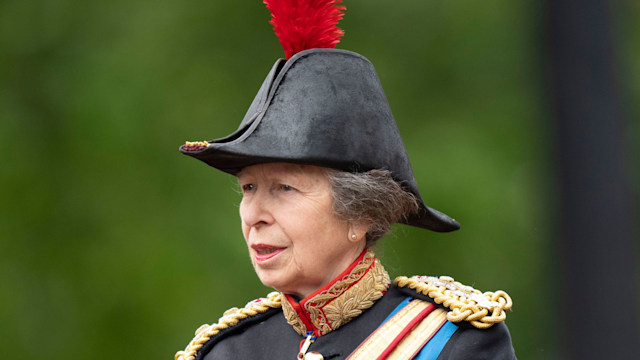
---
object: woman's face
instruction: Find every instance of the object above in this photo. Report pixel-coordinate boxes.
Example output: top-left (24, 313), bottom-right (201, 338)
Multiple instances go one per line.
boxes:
top-left (238, 163), bottom-right (366, 298)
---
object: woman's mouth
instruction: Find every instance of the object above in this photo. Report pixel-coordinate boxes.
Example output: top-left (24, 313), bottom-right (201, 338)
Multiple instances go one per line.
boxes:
top-left (252, 244), bottom-right (286, 262)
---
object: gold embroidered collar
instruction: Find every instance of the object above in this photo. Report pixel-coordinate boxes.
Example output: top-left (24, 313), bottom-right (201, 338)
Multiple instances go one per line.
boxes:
top-left (281, 250), bottom-right (390, 337)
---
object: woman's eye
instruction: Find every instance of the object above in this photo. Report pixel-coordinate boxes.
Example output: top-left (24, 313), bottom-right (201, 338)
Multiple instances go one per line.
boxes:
top-left (241, 184), bottom-right (255, 192)
top-left (280, 184), bottom-right (293, 191)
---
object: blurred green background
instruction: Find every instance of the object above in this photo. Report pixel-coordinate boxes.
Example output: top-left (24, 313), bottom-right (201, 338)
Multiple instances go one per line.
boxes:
top-left (1, 0), bottom-right (638, 359)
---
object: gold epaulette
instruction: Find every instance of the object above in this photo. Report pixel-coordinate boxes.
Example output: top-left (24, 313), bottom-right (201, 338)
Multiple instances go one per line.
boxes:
top-left (394, 275), bottom-right (513, 329)
top-left (175, 292), bottom-right (282, 360)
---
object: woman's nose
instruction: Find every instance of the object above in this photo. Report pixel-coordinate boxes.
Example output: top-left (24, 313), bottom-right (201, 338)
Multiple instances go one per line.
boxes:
top-left (240, 191), bottom-right (275, 228)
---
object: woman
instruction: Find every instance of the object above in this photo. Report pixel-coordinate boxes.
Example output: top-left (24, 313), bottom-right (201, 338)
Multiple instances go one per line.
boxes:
top-left (175, 2), bottom-right (515, 359)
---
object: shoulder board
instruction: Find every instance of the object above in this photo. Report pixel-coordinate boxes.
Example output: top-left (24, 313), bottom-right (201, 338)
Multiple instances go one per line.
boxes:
top-left (175, 292), bottom-right (282, 360)
top-left (394, 275), bottom-right (513, 329)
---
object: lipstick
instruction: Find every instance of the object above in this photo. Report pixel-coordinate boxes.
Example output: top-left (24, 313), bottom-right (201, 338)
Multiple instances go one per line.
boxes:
top-left (252, 244), bottom-right (286, 262)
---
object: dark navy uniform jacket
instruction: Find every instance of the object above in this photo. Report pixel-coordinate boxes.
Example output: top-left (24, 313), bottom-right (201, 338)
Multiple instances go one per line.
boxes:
top-left (192, 285), bottom-right (516, 360)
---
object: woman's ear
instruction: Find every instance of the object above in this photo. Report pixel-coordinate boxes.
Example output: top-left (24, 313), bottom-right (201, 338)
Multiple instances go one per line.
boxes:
top-left (348, 222), bottom-right (370, 243)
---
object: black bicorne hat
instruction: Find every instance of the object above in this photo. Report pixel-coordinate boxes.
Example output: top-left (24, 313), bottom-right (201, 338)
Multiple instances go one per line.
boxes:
top-left (180, 48), bottom-right (460, 232)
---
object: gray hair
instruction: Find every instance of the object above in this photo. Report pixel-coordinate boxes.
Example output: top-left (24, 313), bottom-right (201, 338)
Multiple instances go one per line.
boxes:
top-left (326, 169), bottom-right (420, 248)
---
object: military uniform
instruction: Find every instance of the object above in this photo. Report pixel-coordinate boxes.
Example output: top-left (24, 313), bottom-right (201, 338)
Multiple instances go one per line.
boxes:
top-left (177, 2), bottom-right (516, 359)
top-left (176, 252), bottom-right (515, 360)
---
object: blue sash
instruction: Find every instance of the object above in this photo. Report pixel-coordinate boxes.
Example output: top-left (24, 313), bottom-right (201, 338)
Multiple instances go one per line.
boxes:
top-left (383, 297), bottom-right (459, 360)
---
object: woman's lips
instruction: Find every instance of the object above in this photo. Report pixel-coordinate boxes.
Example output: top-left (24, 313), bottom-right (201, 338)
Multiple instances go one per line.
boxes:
top-left (252, 244), bottom-right (286, 262)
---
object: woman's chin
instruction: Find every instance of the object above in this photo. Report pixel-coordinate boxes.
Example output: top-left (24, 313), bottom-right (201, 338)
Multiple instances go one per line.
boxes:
top-left (256, 272), bottom-right (292, 293)
top-left (257, 272), bottom-right (322, 298)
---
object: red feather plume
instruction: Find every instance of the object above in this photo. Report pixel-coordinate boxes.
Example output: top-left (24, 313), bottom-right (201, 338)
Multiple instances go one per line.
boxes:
top-left (263, 0), bottom-right (346, 59)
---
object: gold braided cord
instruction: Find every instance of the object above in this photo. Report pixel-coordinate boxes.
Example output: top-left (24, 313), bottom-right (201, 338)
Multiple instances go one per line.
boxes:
top-left (174, 292), bottom-right (282, 360)
top-left (393, 275), bottom-right (513, 329)
top-left (183, 141), bottom-right (209, 147)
